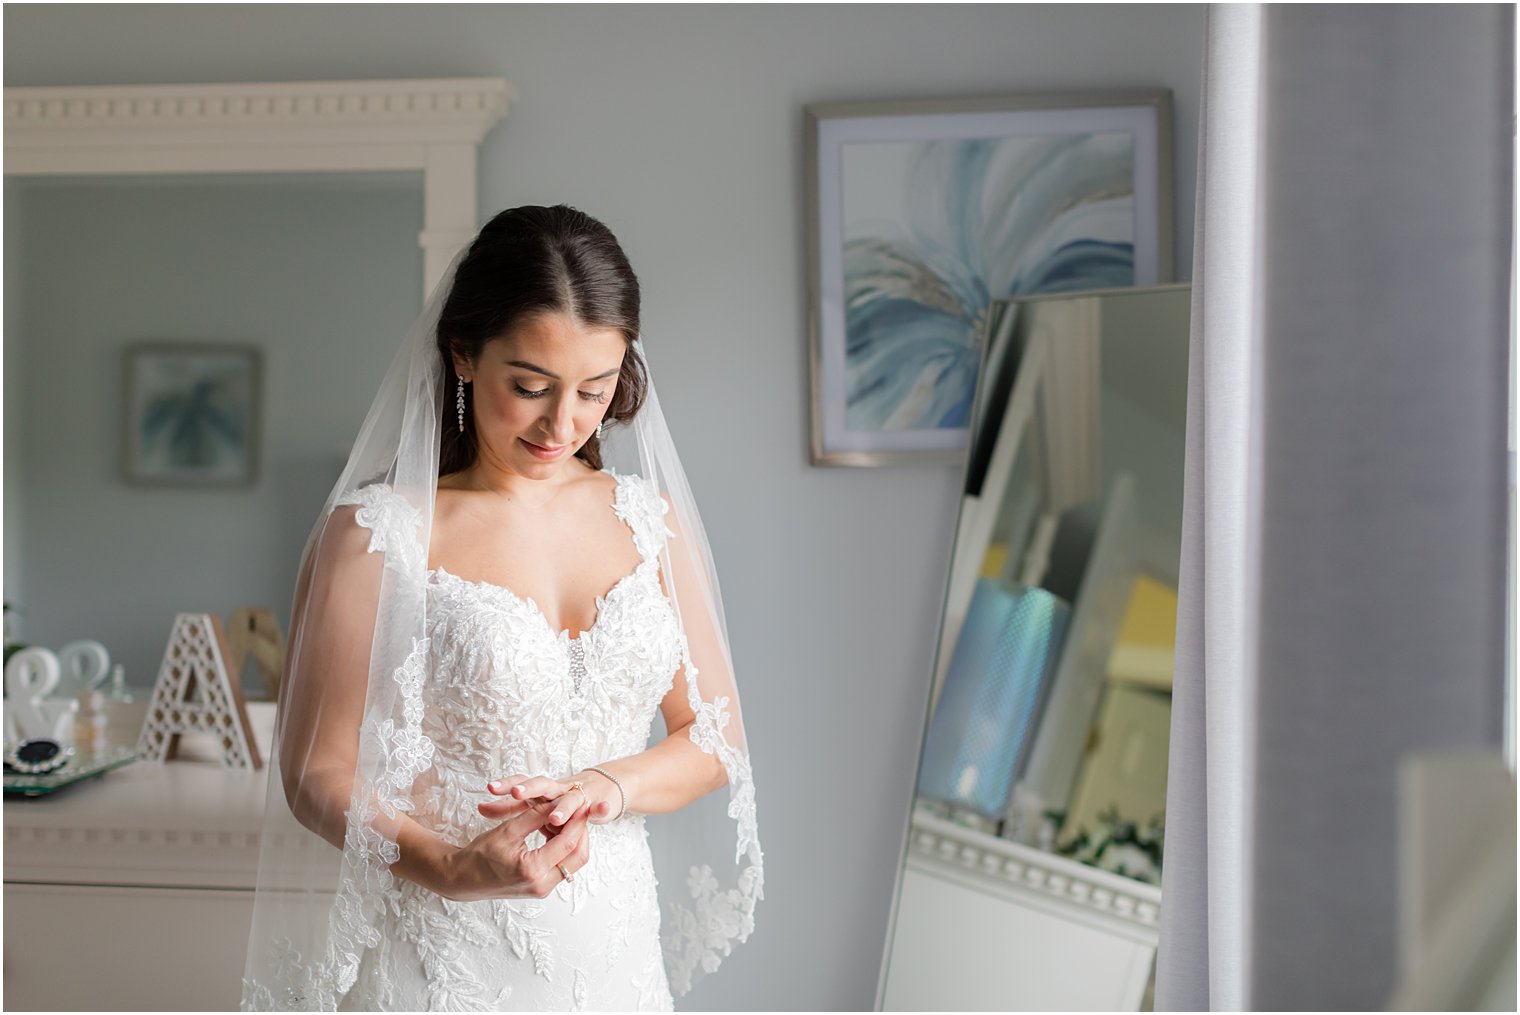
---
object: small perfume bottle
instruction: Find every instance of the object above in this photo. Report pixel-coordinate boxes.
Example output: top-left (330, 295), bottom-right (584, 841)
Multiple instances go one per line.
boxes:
top-left (107, 664), bottom-right (133, 703)
top-left (88, 690), bottom-right (108, 753)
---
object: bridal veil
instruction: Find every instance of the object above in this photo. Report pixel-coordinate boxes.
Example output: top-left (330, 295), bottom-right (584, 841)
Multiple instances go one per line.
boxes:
top-left (240, 214), bottom-right (763, 1010)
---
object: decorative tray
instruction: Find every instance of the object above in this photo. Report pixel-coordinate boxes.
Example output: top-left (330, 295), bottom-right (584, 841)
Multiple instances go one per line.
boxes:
top-left (3, 745), bottom-right (139, 797)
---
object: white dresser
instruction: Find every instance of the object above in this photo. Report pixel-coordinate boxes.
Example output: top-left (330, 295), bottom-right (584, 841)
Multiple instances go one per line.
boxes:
top-left (4, 704), bottom-right (275, 1011)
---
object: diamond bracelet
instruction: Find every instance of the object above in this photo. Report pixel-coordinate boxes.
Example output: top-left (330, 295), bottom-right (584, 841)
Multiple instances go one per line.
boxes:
top-left (581, 764), bottom-right (627, 820)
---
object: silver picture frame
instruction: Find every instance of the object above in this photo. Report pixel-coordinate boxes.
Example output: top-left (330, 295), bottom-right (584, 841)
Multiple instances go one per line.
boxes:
top-left (805, 90), bottom-right (1175, 467)
top-left (122, 341), bottom-right (262, 487)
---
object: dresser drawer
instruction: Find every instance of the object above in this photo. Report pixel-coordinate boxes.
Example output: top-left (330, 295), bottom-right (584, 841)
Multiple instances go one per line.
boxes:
top-left (4, 883), bottom-right (253, 1010)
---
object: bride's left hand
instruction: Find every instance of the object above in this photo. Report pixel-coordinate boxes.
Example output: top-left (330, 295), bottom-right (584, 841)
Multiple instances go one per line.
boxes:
top-left (479, 774), bottom-right (616, 830)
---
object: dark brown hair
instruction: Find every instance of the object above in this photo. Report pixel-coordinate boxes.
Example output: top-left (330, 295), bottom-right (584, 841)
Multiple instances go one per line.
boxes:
top-left (436, 204), bottom-right (645, 475)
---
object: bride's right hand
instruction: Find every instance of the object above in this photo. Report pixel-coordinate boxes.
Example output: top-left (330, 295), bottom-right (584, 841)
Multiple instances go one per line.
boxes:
top-left (439, 796), bottom-right (590, 902)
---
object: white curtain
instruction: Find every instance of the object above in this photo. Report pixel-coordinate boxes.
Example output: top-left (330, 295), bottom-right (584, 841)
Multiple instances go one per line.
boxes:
top-left (1156, 5), bottom-right (1513, 1010)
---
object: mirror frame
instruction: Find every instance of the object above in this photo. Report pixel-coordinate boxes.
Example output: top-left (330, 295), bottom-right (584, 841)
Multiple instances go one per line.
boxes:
top-left (3, 77), bottom-right (515, 291)
top-left (876, 282), bottom-right (1191, 1011)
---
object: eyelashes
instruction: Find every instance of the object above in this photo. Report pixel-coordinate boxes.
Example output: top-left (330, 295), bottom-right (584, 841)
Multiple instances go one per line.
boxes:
top-left (513, 384), bottom-right (609, 404)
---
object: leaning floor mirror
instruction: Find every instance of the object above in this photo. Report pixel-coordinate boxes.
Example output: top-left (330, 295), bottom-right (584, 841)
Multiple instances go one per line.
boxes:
top-left (878, 284), bottom-right (1191, 1012)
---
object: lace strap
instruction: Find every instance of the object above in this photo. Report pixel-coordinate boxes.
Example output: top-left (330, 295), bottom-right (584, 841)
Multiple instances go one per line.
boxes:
top-left (609, 468), bottom-right (675, 564)
top-left (332, 482), bottom-right (426, 573)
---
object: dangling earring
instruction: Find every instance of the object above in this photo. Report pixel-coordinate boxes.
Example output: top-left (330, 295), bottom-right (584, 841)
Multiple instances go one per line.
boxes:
top-left (457, 375), bottom-right (467, 433)
top-left (595, 419), bottom-right (604, 440)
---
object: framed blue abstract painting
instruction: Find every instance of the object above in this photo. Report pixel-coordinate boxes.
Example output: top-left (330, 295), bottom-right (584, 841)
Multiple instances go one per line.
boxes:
top-left (805, 90), bottom-right (1174, 465)
top-left (123, 341), bottom-right (262, 486)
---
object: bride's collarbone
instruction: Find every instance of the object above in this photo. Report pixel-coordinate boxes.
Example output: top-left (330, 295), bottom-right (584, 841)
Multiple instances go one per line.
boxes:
top-left (427, 482), bottom-right (643, 625)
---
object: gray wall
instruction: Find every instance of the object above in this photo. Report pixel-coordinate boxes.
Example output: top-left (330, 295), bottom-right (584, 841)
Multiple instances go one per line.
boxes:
top-left (3, 5), bottom-right (1205, 1009)
top-left (5, 177), bottom-right (25, 615)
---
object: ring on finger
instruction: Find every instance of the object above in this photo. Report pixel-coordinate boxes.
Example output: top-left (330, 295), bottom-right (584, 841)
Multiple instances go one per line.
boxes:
top-left (556, 861), bottom-right (575, 883)
top-left (552, 781), bottom-right (587, 823)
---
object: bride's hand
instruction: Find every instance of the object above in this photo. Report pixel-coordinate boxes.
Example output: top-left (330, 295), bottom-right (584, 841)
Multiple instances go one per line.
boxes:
top-left (480, 773), bottom-right (616, 829)
top-left (441, 797), bottom-right (590, 902)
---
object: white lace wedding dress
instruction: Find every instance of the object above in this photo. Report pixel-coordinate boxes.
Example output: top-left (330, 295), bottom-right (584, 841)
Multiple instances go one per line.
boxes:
top-left (330, 466), bottom-right (683, 1011)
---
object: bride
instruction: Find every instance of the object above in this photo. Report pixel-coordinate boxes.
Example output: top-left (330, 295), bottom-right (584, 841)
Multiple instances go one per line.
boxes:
top-left (241, 205), bottom-right (764, 1011)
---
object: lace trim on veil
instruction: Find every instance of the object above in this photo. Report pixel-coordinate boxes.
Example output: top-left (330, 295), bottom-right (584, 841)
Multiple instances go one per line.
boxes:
top-left (244, 484), bottom-right (436, 1011)
top-left (637, 480), bottom-right (765, 995)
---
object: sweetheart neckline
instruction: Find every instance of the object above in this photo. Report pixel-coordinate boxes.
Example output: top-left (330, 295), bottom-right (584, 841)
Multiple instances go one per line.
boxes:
top-left (426, 465), bottom-right (648, 643)
top-left (426, 557), bottom-right (656, 643)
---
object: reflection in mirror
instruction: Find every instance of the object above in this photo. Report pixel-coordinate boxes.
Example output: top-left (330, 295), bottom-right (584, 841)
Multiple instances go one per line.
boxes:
top-left (3, 170), bottom-right (423, 704)
top-left (880, 285), bottom-right (1191, 1012)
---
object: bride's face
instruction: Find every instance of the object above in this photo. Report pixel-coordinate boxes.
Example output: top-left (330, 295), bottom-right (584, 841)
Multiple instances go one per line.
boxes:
top-left (457, 311), bottom-right (626, 474)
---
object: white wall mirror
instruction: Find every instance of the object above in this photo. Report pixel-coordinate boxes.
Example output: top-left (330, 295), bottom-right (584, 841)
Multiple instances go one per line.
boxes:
top-left (877, 284), bottom-right (1191, 1012)
top-left (3, 79), bottom-right (511, 698)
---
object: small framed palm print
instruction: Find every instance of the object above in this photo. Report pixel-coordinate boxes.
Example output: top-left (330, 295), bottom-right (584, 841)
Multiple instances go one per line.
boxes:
top-left (123, 342), bottom-right (262, 486)
top-left (805, 90), bottom-right (1174, 466)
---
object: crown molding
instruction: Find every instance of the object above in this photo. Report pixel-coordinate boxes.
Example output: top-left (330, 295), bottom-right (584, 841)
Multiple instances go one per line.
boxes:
top-left (906, 810), bottom-right (1162, 936)
top-left (4, 78), bottom-right (515, 158)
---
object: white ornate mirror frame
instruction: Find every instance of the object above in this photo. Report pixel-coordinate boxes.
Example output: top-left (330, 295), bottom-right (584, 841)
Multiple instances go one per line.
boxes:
top-left (3, 77), bottom-right (516, 290)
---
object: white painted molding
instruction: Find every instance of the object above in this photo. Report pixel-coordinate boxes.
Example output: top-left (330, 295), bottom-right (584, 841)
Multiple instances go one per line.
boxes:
top-left (4, 821), bottom-right (265, 889)
top-left (0, 756), bottom-right (335, 890)
top-left (3, 77), bottom-right (516, 291)
top-left (906, 810), bottom-right (1162, 937)
top-left (3, 78), bottom-right (513, 141)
